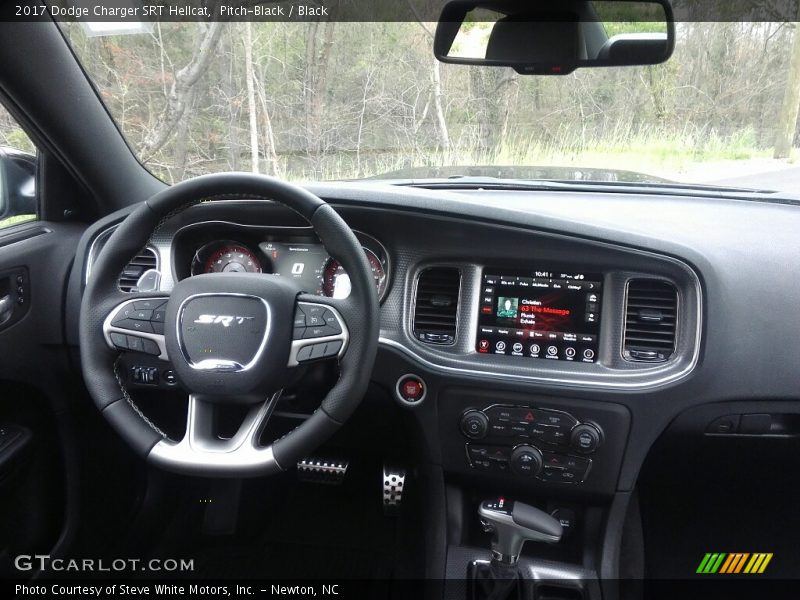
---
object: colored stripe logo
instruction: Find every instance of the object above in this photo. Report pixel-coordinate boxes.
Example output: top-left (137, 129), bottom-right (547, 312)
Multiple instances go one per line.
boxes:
top-left (696, 553), bottom-right (772, 574)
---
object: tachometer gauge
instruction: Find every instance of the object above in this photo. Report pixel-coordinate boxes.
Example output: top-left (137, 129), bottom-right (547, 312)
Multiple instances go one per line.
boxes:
top-left (201, 243), bottom-right (262, 274)
top-left (321, 247), bottom-right (386, 299)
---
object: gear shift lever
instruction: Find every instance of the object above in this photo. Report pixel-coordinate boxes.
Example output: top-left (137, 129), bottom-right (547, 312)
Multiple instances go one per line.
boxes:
top-left (479, 497), bottom-right (563, 566)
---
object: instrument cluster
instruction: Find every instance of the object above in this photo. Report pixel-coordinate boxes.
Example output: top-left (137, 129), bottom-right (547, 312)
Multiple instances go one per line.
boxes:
top-left (182, 228), bottom-right (389, 301)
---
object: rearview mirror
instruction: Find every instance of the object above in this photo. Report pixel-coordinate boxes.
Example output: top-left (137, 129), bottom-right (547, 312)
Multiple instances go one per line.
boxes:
top-left (434, 0), bottom-right (675, 75)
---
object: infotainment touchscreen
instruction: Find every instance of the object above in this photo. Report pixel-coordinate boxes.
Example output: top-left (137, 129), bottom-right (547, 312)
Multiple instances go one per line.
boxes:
top-left (476, 269), bottom-right (602, 363)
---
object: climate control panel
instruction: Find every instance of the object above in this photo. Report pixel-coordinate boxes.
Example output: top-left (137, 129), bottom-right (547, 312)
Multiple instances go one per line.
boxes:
top-left (459, 405), bottom-right (603, 484)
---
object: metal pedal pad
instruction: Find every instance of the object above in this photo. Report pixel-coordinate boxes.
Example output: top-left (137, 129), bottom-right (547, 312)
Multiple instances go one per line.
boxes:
top-left (382, 464), bottom-right (407, 515)
top-left (297, 457), bottom-right (348, 485)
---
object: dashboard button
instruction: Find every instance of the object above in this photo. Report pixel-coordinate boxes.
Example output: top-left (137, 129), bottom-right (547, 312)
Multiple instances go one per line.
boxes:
top-left (540, 466), bottom-right (561, 482)
top-left (546, 345), bottom-right (558, 357)
top-left (536, 410), bottom-right (578, 428)
top-left (460, 410), bottom-right (489, 440)
top-left (488, 422), bottom-right (511, 436)
top-left (540, 427), bottom-right (569, 445)
top-left (509, 445), bottom-right (543, 477)
top-left (508, 423), bottom-right (529, 437)
top-left (529, 343), bottom-right (541, 356)
top-left (397, 375), bottom-right (425, 403)
top-left (583, 348), bottom-right (596, 360)
top-left (565, 347), bottom-right (576, 359)
top-left (571, 423), bottom-right (602, 454)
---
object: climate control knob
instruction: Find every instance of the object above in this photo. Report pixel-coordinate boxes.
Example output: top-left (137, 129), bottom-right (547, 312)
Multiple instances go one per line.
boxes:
top-left (570, 423), bottom-right (602, 454)
top-left (510, 445), bottom-right (543, 477)
top-left (460, 410), bottom-right (489, 440)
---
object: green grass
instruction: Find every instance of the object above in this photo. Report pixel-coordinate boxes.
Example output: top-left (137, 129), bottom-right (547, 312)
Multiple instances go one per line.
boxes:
top-left (0, 214), bottom-right (36, 229)
top-left (276, 126), bottom-right (771, 182)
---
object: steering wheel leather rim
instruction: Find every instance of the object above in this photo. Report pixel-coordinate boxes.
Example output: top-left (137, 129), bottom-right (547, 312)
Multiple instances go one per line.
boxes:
top-left (79, 173), bottom-right (379, 477)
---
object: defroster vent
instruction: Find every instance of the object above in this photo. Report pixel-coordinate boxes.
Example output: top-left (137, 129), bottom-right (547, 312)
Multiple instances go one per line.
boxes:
top-left (623, 279), bottom-right (677, 362)
top-left (413, 267), bottom-right (461, 345)
top-left (118, 248), bottom-right (158, 292)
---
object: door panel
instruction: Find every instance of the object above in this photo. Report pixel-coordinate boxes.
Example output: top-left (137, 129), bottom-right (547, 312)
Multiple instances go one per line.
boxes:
top-left (0, 220), bottom-right (84, 575)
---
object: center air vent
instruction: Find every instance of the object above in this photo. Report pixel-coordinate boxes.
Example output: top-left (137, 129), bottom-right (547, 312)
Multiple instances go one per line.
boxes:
top-left (118, 248), bottom-right (158, 292)
top-left (413, 267), bottom-right (461, 345)
top-left (623, 279), bottom-right (677, 362)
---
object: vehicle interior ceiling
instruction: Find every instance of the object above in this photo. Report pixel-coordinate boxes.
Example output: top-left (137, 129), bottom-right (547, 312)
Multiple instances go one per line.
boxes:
top-left (1, 3), bottom-right (799, 600)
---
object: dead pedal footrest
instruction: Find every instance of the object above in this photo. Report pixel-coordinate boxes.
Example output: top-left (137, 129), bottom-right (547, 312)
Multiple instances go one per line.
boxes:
top-left (297, 457), bottom-right (349, 484)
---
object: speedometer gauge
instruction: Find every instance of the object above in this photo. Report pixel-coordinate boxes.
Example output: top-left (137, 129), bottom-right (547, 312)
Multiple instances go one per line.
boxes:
top-left (322, 247), bottom-right (386, 299)
top-left (202, 244), bottom-right (262, 274)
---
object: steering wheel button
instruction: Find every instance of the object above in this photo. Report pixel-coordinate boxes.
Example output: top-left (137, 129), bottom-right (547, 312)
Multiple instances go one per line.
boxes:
top-left (151, 309), bottom-right (166, 322)
top-left (324, 340), bottom-right (343, 356)
top-left (130, 309), bottom-right (153, 321)
top-left (151, 321), bottom-right (164, 335)
top-left (304, 325), bottom-right (335, 339)
top-left (309, 343), bottom-right (327, 360)
top-left (126, 336), bottom-right (144, 352)
top-left (293, 313), bottom-right (307, 327)
top-left (115, 318), bottom-right (154, 333)
top-left (296, 345), bottom-right (314, 362)
top-left (111, 306), bottom-right (135, 324)
top-left (109, 333), bottom-right (128, 350)
top-left (134, 299), bottom-right (165, 310)
top-left (293, 326), bottom-right (306, 340)
top-left (141, 339), bottom-right (160, 356)
top-left (321, 310), bottom-right (342, 331)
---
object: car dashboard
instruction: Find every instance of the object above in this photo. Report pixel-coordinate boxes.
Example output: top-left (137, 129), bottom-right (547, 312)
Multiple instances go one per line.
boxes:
top-left (66, 180), bottom-right (800, 580)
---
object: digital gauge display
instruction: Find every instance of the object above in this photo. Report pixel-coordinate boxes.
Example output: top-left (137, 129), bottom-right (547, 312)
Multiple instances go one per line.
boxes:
top-left (259, 242), bottom-right (329, 294)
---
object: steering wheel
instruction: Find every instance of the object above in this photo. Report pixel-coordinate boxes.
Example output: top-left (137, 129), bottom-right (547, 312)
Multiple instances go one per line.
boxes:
top-left (79, 173), bottom-right (379, 477)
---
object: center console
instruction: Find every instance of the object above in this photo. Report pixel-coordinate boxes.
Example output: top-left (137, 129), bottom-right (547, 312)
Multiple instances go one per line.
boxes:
top-left (440, 389), bottom-right (630, 497)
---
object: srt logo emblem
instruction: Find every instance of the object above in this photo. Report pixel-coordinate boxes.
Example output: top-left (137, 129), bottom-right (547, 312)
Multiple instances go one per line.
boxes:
top-left (194, 314), bottom-right (255, 327)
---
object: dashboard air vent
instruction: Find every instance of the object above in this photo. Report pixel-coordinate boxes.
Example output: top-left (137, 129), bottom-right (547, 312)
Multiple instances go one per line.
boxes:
top-left (413, 267), bottom-right (461, 345)
top-left (118, 248), bottom-right (158, 292)
top-left (623, 279), bottom-right (677, 362)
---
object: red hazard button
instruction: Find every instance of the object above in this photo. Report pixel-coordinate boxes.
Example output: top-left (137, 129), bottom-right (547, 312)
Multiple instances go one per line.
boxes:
top-left (397, 375), bottom-right (426, 403)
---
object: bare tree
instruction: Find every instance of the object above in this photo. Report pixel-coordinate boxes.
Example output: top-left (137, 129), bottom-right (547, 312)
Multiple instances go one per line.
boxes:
top-left (138, 22), bottom-right (224, 162)
top-left (774, 22), bottom-right (800, 158)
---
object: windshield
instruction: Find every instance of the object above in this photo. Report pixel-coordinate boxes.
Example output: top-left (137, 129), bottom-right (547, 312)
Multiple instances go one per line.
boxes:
top-left (56, 20), bottom-right (800, 191)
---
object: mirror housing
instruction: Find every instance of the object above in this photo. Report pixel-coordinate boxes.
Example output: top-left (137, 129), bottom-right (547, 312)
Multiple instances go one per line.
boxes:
top-left (434, 0), bottom-right (675, 75)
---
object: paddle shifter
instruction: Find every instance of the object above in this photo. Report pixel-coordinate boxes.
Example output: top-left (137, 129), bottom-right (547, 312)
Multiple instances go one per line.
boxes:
top-left (479, 497), bottom-right (563, 566)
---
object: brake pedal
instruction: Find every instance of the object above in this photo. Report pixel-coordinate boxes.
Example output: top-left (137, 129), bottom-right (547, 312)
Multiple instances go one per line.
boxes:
top-left (297, 457), bottom-right (349, 485)
top-left (382, 464), bottom-right (407, 515)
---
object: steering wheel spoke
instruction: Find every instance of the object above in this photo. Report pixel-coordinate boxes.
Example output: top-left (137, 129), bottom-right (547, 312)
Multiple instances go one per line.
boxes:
top-left (102, 295), bottom-right (170, 360)
top-left (150, 391), bottom-right (281, 476)
top-left (289, 294), bottom-right (350, 366)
